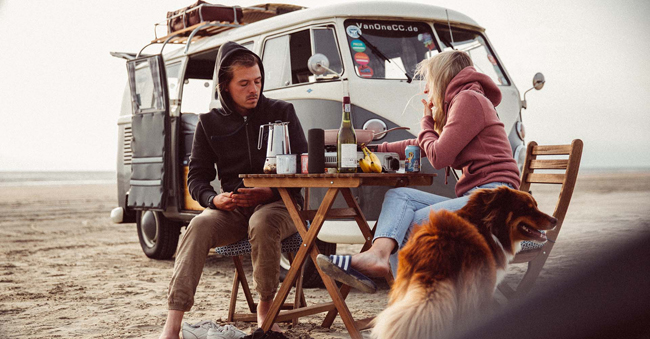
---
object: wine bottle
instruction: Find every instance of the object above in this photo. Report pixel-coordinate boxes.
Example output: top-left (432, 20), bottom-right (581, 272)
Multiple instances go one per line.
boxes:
top-left (337, 96), bottom-right (357, 173)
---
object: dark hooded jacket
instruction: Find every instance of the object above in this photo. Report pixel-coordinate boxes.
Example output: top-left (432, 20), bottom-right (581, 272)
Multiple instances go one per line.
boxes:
top-left (188, 41), bottom-right (308, 208)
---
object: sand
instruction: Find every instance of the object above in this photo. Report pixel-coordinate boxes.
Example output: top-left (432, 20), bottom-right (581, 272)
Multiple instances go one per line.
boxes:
top-left (1, 171), bottom-right (649, 338)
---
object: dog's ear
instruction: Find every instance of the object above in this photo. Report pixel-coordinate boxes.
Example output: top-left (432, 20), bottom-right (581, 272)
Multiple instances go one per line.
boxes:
top-left (470, 186), bottom-right (511, 208)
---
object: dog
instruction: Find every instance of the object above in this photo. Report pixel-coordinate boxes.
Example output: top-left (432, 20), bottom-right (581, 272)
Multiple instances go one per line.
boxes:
top-left (371, 186), bottom-right (557, 339)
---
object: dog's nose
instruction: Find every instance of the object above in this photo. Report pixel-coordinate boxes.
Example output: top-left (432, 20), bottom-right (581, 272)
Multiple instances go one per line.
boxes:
top-left (549, 217), bottom-right (557, 226)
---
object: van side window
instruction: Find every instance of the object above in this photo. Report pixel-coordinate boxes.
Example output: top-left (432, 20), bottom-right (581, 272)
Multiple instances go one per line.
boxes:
top-left (182, 50), bottom-right (218, 113)
top-left (263, 35), bottom-right (292, 89)
top-left (312, 28), bottom-right (342, 74)
top-left (263, 26), bottom-right (342, 90)
top-left (166, 63), bottom-right (182, 113)
top-left (434, 24), bottom-right (510, 86)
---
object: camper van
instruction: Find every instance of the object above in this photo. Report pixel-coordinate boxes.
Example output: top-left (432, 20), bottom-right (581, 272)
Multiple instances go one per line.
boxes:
top-left (110, 1), bottom-right (544, 285)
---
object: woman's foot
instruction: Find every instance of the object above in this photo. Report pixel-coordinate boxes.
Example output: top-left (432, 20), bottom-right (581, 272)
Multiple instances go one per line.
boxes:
top-left (350, 237), bottom-right (396, 277)
top-left (350, 250), bottom-right (391, 277)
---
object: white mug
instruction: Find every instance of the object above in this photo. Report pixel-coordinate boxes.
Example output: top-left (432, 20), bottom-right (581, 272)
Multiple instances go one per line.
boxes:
top-left (276, 154), bottom-right (297, 174)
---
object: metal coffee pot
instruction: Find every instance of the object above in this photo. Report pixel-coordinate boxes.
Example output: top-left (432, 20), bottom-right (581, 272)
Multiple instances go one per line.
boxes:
top-left (258, 121), bottom-right (291, 174)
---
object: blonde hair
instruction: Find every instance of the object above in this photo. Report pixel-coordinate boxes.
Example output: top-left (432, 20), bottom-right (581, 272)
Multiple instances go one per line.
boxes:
top-left (415, 50), bottom-right (473, 134)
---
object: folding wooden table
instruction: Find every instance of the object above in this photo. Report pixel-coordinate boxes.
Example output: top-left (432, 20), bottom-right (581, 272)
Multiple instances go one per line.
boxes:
top-left (240, 173), bottom-right (435, 339)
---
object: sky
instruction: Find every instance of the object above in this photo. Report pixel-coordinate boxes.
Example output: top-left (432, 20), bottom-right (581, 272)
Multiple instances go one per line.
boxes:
top-left (0, 0), bottom-right (649, 171)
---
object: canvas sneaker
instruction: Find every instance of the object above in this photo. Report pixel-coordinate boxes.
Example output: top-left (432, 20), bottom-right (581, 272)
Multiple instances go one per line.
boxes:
top-left (182, 320), bottom-right (221, 339)
top-left (206, 324), bottom-right (247, 339)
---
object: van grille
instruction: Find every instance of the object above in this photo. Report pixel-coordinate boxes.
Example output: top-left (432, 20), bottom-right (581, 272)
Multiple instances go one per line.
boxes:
top-left (123, 125), bottom-right (133, 165)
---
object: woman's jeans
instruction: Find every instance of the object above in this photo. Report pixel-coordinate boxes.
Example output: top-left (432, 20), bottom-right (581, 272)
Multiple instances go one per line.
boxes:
top-left (373, 182), bottom-right (514, 276)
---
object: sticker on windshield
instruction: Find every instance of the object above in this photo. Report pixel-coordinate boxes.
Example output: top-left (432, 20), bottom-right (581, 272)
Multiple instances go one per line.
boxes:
top-left (351, 21), bottom-right (419, 33)
top-left (350, 39), bottom-right (366, 53)
top-left (346, 25), bottom-right (362, 38)
top-left (488, 55), bottom-right (497, 65)
top-left (354, 52), bottom-right (369, 65)
top-left (358, 65), bottom-right (374, 78)
top-left (418, 33), bottom-right (435, 51)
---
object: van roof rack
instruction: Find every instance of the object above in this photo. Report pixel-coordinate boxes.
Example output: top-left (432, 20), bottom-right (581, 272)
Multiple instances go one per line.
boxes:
top-left (151, 3), bottom-right (305, 45)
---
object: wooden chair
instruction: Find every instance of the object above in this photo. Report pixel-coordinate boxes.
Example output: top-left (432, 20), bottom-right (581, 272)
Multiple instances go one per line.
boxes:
top-left (498, 139), bottom-right (583, 300)
top-left (214, 232), bottom-right (307, 326)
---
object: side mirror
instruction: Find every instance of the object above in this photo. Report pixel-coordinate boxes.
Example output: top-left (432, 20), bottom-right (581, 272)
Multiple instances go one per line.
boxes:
top-left (522, 72), bottom-right (546, 110)
top-left (307, 53), bottom-right (338, 77)
top-left (532, 72), bottom-right (545, 90)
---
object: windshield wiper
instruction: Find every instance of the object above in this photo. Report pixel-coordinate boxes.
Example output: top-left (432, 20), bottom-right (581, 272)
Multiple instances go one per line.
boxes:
top-left (357, 34), bottom-right (412, 83)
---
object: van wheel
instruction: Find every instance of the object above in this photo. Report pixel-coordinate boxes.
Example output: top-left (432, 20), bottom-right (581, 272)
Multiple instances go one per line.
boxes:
top-left (280, 239), bottom-right (336, 288)
top-left (136, 210), bottom-right (181, 260)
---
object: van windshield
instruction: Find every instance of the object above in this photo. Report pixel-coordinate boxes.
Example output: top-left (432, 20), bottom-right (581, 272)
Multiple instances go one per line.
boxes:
top-left (343, 19), bottom-right (439, 80)
top-left (434, 23), bottom-right (510, 86)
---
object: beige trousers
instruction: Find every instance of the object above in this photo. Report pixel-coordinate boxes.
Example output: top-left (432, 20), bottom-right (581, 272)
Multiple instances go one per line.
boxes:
top-left (167, 200), bottom-right (297, 311)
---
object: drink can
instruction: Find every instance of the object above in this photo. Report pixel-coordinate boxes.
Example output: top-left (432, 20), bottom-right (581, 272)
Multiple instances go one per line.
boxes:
top-left (404, 145), bottom-right (421, 172)
top-left (301, 153), bottom-right (309, 174)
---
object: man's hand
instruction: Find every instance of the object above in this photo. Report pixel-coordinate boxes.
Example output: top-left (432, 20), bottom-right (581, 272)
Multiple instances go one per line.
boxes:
top-left (231, 187), bottom-right (274, 208)
top-left (212, 192), bottom-right (237, 211)
top-left (421, 98), bottom-right (434, 117)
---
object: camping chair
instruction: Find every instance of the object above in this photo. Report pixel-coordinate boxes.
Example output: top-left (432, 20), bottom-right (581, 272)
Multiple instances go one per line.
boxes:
top-left (498, 139), bottom-right (583, 300)
top-left (214, 232), bottom-right (307, 326)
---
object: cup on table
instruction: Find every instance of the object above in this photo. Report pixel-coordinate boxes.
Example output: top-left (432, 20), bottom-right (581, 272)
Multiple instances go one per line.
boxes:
top-left (277, 154), bottom-right (297, 174)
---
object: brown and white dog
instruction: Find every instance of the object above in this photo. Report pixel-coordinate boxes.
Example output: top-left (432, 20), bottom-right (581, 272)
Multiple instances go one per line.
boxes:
top-left (372, 187), bottom-right (557, 339)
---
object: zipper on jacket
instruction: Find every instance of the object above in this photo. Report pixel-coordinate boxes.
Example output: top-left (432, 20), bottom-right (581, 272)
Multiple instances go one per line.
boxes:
top-left (243, 116), bottom-right (254, 170)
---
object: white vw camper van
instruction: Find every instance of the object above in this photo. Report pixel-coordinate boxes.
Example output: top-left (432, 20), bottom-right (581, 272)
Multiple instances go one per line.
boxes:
top-left (111, 1), bottom-right (543, 286)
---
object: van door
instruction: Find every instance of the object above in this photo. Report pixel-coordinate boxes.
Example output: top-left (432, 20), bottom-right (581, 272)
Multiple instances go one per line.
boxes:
top-left (125, 55), bottom-right (171, 210)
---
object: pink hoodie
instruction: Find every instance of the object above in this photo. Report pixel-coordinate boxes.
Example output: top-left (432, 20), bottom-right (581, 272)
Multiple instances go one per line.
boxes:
top-left (377, 66), bottom-right (520, 197)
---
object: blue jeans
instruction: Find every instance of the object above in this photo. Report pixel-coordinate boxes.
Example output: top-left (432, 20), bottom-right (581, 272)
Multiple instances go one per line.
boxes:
top-left (372, 182), bottom-right (514, 276)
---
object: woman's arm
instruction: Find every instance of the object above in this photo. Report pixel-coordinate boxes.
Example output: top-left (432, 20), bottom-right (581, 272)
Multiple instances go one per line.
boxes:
top-left (418, 92), bottom-right (486, 169)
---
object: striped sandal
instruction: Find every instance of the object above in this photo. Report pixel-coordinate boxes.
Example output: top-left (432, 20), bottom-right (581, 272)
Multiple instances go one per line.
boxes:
top-left (316, 254), bottom-right (377, 293)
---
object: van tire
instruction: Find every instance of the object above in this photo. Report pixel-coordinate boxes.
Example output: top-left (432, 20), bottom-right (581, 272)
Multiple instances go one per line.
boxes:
top-left (136, 210), bottom-right (181, 260)
top-left (280, 239), bottom-right (336, 288)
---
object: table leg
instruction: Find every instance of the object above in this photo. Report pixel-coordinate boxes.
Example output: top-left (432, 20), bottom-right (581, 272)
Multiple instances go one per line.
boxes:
top-left (274, 188), bottom-right (364, 339)
top-left (260, 188), bottom-right (338, 332)
top-left (321, 188), bottom-right (377, 328)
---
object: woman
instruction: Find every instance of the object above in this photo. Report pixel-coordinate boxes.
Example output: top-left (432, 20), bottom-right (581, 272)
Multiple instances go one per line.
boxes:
top-left (317, 50), bottom-right (521, 292)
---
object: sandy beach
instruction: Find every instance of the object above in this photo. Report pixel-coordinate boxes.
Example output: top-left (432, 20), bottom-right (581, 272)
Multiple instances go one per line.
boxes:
top-left (1, 171), bottom-right (649, 338)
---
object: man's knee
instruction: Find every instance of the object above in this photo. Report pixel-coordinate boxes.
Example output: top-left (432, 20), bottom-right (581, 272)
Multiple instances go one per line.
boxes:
top-left (185, 211), bottom-right (217, 236)
top-left (249, 212), bottom-right (284, 239)
top-left (249, 205), bottom-right (293, 240)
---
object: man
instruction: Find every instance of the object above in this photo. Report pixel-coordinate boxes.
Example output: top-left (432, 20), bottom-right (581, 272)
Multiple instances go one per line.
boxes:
top-left (160, 41), bottom-right (307, 339)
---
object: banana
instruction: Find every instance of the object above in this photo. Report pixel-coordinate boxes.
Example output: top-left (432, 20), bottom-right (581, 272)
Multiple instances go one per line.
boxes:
top-left (360, 144), bottom-right (383, 173)
top-left (358, 149), bottom-right (370, 173)
top-left (358, 156), bottom-right (372, 173)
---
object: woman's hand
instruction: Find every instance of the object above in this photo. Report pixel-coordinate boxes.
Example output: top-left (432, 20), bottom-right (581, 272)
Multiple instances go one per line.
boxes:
top-left (421, 99), bottom-right (434, 117)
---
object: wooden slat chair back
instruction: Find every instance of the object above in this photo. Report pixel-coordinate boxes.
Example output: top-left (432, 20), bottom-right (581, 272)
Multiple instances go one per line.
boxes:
top-left (498, 139), bottom-right (583, 300)
top-left (214, 232), bottom-right (307, 326)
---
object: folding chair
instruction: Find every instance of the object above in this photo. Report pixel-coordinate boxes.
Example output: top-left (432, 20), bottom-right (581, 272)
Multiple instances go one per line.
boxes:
top-left (214, 232), bottom-right (307, 326)
top-left (498, 139), bottom-right (583, 300)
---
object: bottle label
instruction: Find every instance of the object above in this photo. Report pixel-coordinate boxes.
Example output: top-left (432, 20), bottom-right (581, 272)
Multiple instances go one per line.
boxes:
top-left (340, 144), bottom-right (357, 169)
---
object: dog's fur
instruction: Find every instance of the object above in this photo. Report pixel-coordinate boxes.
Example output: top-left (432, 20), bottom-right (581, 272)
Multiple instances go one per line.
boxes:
top-left (372, 187), bottom-right (557, 339)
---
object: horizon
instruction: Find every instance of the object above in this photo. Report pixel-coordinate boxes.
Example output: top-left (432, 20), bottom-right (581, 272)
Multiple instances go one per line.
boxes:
top-left (2, 165), bottom-right (650, 173)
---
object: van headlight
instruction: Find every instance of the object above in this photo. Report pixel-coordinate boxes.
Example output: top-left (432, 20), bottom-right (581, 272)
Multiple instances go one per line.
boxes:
top-left (516, 122), bottom-right (525, 141)
top-left (514, 144), bottom-right (526, 173)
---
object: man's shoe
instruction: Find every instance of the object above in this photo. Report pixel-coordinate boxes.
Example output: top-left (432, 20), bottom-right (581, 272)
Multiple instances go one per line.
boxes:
top-left (207, 324), bottom-right (247, 339)
top-left (182, 320), bottom-right (221, 339)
